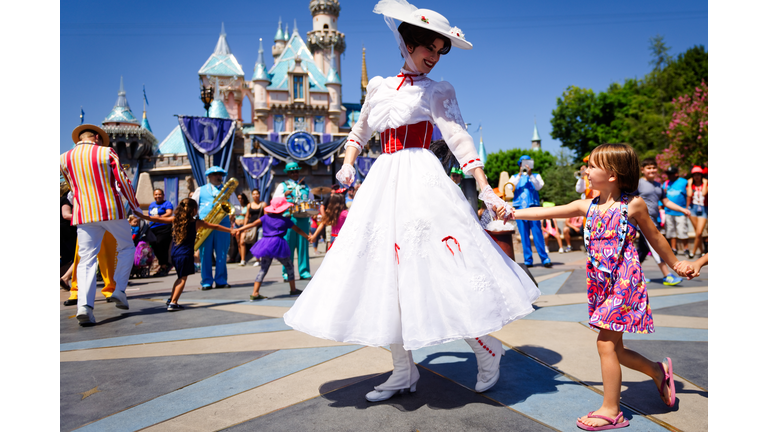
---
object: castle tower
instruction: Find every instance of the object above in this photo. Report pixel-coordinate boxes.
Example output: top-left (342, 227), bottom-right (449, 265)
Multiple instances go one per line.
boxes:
top-left (250, 38), bottom-right (270, 132)
top-left (307, 0), bottom-right (346, 78)
top-left (326, 44), bottom-right (342, 127)
top-left (272, 17), bottom-right (286, 62)
top-left (531, 121), bottom-right (542, 150)
top-left (361, 45), bottom-right (369, 105)
top-left (103, 76), bottom-right (139, 126)
top-left (199, 23), bottom-right (244, 121)
top-left (478, 125), bottom-right (487, 165)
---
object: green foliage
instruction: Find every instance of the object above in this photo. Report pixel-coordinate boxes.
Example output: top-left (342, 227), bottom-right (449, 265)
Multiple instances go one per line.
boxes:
top-left (484, 149), bottom-right (556, 189)
top-left (550, 39), bottom-right (708, 163)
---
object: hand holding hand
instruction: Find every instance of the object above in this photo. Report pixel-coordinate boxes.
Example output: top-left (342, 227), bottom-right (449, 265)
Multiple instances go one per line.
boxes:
top-left (479, 185), bottom-right (514, 223)
top-left (335, 164), bottom-right (356, 188)
top-left (683, 208), bottom-right (691, 217)
top-left (673, 260), bottom-right (694, 279)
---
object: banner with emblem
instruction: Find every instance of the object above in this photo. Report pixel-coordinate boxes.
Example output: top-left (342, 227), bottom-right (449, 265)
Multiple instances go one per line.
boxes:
top-left (355, 156), bottom-right (376, 178)
top-left (240, 155), bottom-right (275, 199)
top-left (177, 115), bottom-right (237, 187)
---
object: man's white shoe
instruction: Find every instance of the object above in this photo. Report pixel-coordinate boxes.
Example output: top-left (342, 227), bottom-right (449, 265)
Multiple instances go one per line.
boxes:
top-left (109, 290), bottom-right (130, 310)
top-left (76, 306), bottom-right (95, 326)
top-left (239, 260), bottom-right (246, 266)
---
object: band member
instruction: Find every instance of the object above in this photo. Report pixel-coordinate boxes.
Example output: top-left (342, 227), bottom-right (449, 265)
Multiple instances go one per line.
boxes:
top-left (272, 162), bottom-right (314, 280)
top-left (510, 155), bottom-right (552, 268)
top-left (60, 124), bottom-right (142, 325)
top-left (191, 166), bottom-right (241, 290)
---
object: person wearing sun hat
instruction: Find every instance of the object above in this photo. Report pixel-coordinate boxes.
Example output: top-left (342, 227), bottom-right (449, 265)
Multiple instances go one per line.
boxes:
top-left (510, 155), bottom-right (552, 268)
top-left (60, 124), bottom-right (142, 325)
top-left (272, 161), bottom-right (315, 280)
top-left (686, 165), bottom-right (708, 258)
top-left (283, 0), bottom-right (540, 403)
top-left (191, 165), bottom-right (241, 290)
top-left (235, 196), bottom-right (310, 299)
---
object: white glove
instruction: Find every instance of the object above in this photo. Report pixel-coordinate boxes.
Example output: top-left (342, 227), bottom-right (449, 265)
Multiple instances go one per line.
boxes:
top-left (478, 185), bottom-right (514, 223)
top-left (335, 163), bottom-right (356, 188)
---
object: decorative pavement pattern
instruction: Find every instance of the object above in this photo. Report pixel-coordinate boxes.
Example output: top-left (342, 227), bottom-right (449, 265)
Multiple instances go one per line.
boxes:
top-left (61, 250), bottom-right (707, 431)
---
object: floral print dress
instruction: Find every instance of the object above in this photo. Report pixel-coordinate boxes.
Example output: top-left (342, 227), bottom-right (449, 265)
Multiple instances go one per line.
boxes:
top-left (585, 195), bottom-right (654, 333)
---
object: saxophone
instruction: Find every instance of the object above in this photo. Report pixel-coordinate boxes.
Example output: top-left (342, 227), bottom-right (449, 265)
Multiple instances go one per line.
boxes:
top-left (194, 178), bottom-right (239, 250)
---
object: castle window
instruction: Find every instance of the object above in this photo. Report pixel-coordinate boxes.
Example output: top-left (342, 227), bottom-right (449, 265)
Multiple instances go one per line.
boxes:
top-left (273, 115), bottom-right (284, 133)
top-left (293, 76), bottom-right (304, 100)
top-left (323, 24), bottom-right (329, 29)
top-left (314, 116), bottom-right (325, 133)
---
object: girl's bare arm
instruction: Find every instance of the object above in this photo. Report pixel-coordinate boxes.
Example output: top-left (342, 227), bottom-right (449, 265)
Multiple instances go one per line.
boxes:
top-left (514, 199), bottom-right (589, 220)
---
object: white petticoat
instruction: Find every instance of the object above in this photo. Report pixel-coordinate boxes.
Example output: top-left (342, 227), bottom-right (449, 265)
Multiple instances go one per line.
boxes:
top-left (283, 148), bottom-right (541, 351)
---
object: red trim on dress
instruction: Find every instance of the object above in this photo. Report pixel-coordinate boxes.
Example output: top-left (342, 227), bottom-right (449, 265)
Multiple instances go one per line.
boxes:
top-left (381, 121), bottom-right (434, 154)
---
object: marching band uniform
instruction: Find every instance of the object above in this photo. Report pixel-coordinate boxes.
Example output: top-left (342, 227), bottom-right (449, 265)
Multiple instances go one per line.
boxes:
top-left (191, 166), bottom-right (241, 289)
top-left (60, 124), bottom-right (141, 324)
top-left (510, 155), bottom-right (551, 267)
top-left (284, 0), bottom-right (540, 401)
top-left (272, 162), bottom-right (314, 280)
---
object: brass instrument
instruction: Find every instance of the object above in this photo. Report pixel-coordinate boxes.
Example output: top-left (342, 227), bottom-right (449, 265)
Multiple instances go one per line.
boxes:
top-left (194, 178), bottom-right (239, 250)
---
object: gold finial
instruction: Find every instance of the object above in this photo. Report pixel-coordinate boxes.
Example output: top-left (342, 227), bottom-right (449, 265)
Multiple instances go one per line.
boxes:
top-left (361, 45), bottom-right (369, 105)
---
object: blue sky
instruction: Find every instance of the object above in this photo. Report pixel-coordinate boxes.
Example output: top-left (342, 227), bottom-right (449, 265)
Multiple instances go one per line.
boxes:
top-left (59, 0), bottom-right (707, 157)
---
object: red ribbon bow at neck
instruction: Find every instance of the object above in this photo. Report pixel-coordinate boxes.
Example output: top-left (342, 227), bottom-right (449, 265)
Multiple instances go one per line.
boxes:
top-left (396, 72), bottom-right (423, 91)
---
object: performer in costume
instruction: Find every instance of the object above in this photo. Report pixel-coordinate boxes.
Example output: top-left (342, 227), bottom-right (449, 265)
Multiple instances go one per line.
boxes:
top-left (284, 0), bottom-right (540, 402)
top-left (191, 166), bottom-right (241, 290)
top-left (60, 124), bottom-right (141, 325)
top-left (272, 161), bottom-right (314, 280)
top-left (510, 155), bottom-right (552, 268)
top-left (64, 233), bottom-right (117, 306)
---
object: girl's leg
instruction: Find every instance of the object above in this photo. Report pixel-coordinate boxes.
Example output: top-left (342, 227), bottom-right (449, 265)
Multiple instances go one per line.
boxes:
top-left (614, 333), bottom-right (671, 403)
top-left (252, 257), bottom-right (272, 297)
top-left (578, 329), bottom-right (624, 428)
top-left (277, 257), bottom-right (299, 293)
top-left (238, 234), bottom-right (247, 264)
top-left (555, 230), bottom-right (564, 250)
top-left (62, 262), bottom-right (75, 284)
top-left (692, 217), bottom-right (706, 255)
top-left (170, 276), bottom-right (187, 303)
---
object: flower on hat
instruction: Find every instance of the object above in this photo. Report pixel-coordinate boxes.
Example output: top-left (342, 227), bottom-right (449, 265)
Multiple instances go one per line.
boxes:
top-left (421, 16), bottom-right (429, 24)
top-left (449, 26), bottom-right (464, 39)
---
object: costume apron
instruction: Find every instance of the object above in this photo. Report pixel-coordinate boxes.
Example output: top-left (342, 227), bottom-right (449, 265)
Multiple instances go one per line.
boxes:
top-left (198, 183), bottom-right (231, 287)
top-left (280, 179), bottom-right (312, 280)
top-left (512, 173), bottom-right (550, 266)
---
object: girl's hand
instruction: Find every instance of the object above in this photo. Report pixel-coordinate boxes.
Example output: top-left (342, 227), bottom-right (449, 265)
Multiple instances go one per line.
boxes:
top-left (673, 260), bottom-right (694, 279)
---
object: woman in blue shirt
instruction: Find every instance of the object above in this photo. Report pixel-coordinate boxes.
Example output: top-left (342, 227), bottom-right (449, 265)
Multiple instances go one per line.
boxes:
top-left (148, 189), bottom-right (174, 276)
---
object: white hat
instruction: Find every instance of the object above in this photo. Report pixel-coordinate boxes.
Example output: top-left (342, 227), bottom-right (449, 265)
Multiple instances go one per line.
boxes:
top-left (373, 0), bottom-right (473, 50)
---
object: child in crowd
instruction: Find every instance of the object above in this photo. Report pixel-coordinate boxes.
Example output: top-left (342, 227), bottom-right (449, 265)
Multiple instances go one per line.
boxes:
top-left (308, 193), bottom-right (347, 250)
top-left (637, 158), bottom-right (691, 286)
top-left (236, 197), bottom-right (310, 300)
top-left (542, 219), bottom-right (564, 253)
top-left (137, 198), bottom-right (233, 311)
top-left (562, 216), bottom-right (583, 252)
top-left (513, 143), bottom-right (693, 430)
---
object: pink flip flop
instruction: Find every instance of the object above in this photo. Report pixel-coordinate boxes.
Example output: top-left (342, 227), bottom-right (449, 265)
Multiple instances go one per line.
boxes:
top-left (657, 357), bottom-right (676, 407)
top-left (576, 411), bottom-right (629, 430)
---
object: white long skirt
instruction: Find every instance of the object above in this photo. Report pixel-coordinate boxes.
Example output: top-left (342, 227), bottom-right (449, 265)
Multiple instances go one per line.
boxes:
top-left (283, 148), bottom-right (541, 351)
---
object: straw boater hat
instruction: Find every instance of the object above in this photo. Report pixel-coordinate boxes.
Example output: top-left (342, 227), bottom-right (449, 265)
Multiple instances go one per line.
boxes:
top-left (373, 0), bottom-right (473, 50)
top-left (264, 196), bottom-right (293, 214)
top-left (71, 124), bottom-right (110, 146)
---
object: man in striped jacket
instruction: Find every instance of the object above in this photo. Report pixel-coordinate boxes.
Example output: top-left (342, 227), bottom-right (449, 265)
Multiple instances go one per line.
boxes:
top-left (60, 124), bottom-right (143, 326)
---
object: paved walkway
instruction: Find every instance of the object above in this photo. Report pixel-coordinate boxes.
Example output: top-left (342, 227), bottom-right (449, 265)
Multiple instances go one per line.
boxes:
top-left (60, 247), bottom-right (708, 431)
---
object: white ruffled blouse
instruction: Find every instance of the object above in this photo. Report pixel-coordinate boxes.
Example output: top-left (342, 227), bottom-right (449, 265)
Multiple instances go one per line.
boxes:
top-left (347, 69), bottom-right (484, 174)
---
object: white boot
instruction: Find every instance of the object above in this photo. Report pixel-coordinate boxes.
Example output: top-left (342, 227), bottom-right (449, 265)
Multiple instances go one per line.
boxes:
top-left (366, 344), bottom-right (419, 402)
top-left (465, 335), bottom-right (505, 392)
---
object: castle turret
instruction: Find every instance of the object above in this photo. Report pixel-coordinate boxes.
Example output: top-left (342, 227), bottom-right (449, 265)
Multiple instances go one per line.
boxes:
top-left (307, 0), bottom-right (345, 77)
top-left (272, 17), bottom-right (286, 61)
top-left (199, 23), bottom-right (245, 121)
top-left (531, 122), bottom-right (542, 150)
top-left (250, 38), bottom-right (270, 132)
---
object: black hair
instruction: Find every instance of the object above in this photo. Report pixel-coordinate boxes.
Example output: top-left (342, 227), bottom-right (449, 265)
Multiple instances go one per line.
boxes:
top-left (398, 22), bottom-right (451, 55)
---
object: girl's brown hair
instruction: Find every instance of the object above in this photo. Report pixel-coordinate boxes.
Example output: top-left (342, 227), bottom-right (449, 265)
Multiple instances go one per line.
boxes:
top-left (172, 198), bottom-right (199, 246)
top-left (589, 143), bottom-right (640, 193)
top-left (322, 193), bottom-right (346, 229)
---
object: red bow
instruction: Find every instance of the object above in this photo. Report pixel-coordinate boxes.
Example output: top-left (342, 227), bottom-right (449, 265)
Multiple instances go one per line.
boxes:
top-left (441, 236), bottom-right (462, 256)
top-left (396, 73), bottom-right (421, 91)
top-left (395, 243), bottom-right (401, 264)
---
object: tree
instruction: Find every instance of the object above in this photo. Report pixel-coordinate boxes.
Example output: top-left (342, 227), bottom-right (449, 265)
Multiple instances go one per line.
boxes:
top-left (539, 149), bottom-right (582, 205)
top-left (648, 34), bottom-right (672, 71)
top-left (483, 149), bottom-right (556, 190)
top-left (656, 81), bottom-right (708, 172)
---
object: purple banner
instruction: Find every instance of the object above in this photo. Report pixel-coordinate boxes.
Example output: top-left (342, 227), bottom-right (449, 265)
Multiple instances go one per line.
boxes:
top-left (356, 157), bottom-right (376, 177)
top-left (178, 116), bottom-right (236, 155)
top-left (240, 156), bottom-right (273, 179)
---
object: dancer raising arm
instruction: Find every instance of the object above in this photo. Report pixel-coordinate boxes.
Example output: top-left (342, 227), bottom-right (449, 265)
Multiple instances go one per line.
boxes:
top-left (514, 143), bottom-right (693, 430)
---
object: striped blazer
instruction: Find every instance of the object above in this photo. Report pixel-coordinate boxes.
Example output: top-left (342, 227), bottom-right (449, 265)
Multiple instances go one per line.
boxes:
top-left (60, 143), bottom-right (142, 225)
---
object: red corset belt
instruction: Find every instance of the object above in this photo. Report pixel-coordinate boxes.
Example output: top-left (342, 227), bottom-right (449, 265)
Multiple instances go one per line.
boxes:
top-left (381, 121), bottom-right (434, 154)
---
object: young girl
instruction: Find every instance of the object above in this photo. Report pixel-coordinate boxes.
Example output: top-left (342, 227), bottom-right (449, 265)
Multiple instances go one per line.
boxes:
top-left (236, 196), bottom-right (310, 301)
top-left (686, 166), bottom-right (708, 258)
top-left (137, 198), bottom-right (233, 311)
top-left (308, 193), bottom-right (347, 250)
top-left (283, 0), bottom-right (539, 403)
top-left (513, 143), bottom-right (693, 430)
top-left (542, 218), bottom-right (564, 253)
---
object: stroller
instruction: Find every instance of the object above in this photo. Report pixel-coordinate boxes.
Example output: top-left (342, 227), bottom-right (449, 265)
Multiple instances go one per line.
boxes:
top-left (131, 218), bottom-right (156, 278)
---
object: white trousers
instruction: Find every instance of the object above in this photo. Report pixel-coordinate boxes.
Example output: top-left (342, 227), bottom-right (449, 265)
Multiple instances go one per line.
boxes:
top-left (76, 220), bottom-right (135, 308)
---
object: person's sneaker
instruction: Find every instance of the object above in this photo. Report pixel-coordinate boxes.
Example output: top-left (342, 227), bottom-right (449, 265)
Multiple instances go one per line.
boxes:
top-left (543, 261), bottom-right (553, 268)
top-left (201, 285), bottom-right (212, 291)
top-left (564, 246), bottom-right (572, 253)
top-left (671, 248), bottom-right (678, 256)
top-left (214, 284), bottom-right (231, 289)
top-left (167, 303), bottom-right (184, 312)
top-left (662, 274), bottom-right (683, 286)
top-left (558, 247), bottom-right (564, 253)
top-left (76, 306), bottom-right (95, 326)
top-left (166, 298), bottom-right (172, 306)
top-left (63, 298), bottom-right (78, 306)
top-left (686, 250), bottom-right (694, 259)
top-left (644, 276), bottom-right (651, 283)
top-left (253, 261), bottom-right (260, 267)
top-left (545, 246), bottom-right (550, 253)
top-left (109, 290), bottom-right (130, 310)
top-left (239, 260), bottom-right (246, 266)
